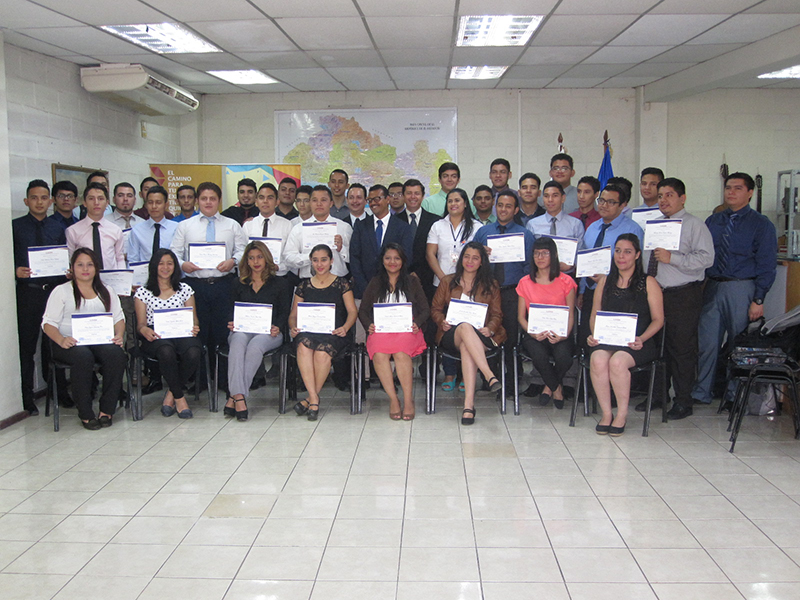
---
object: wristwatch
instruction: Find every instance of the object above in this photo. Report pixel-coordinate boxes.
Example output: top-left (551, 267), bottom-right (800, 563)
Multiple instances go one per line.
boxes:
top-left (753, 298), bottom-right (763, 305)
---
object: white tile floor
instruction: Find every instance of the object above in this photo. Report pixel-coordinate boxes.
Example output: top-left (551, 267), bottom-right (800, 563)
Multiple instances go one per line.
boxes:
top-left (2, 372), bottom-right (800, 600)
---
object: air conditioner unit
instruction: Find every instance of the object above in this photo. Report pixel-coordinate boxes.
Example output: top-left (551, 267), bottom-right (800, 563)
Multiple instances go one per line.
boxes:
top-left (80, 63), bottom-right (199, 116)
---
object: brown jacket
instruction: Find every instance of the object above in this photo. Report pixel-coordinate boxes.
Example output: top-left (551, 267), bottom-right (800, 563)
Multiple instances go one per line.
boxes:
top-left (358, 273), bottom-right (430, 330)
top-left (430, 275), bottom-right (507, 345)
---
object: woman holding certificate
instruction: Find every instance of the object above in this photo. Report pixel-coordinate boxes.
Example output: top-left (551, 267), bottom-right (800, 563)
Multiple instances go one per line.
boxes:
top-left (225, 241), bottom-right (291, 421)
top-left (359, 243), bottom-right (429, 420)
top-left (516, 237), bottom-right (577, 409)
top-left (42, 248), bottom-right (127, 430)
top-left (587, 233), bottom-right (664, 436)
top-left (431, 242), bottom-right (505, 425)
top-left (134, 249), bottom-right (201, 419)
top-left (289, 244), bottom-right (358, 421)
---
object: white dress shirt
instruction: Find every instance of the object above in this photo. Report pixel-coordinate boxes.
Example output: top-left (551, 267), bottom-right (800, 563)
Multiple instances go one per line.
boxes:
top-left (66, 218), bottom-right (126, 270)
top-left (242, 213), bottom-right (294, 276)
top-left (127, 217), bottom-right (179, 264)
top-left (42, 281), bottom-right (124, 337)
top-left (170, 213), bottom-right (247, 278)
top-left (284, 215), bottom-right (352, 277)
top-left (426, 216), bottom-right (478, 285)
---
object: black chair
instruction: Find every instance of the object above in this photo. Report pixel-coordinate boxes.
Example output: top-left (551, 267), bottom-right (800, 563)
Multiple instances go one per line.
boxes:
top-left (353, 345), bottom-right (431, 415)
top-left (426, 344), bottom-right (506, 414)
top-left (213, 340), bottom-right (290, 414)
top-left (133, 344), bottom-right (212, 418)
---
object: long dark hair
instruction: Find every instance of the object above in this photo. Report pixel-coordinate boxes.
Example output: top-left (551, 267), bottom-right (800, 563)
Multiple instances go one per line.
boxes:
top-left (145, 248), bottom-right (182, 295)
top-left (450, 241), bottom-right (497, 298)
top-left (530, 236), bottom-right (560, 282)
top-left (70, 247), bottom-right (111, 311)
top-left (603, 233), bottom-right (646, 307)
top-left (442, 188), bottom-right (476, 242)
top-left (375, 243), bottom-right (411, 302)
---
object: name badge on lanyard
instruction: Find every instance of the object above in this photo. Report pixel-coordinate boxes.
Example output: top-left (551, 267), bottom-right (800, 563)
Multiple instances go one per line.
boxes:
top-left (450, 221), bottom-right (465, 265)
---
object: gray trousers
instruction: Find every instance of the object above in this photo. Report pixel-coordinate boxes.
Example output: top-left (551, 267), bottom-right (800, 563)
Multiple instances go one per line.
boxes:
top-left (227, 331), bottom-right (284, 398)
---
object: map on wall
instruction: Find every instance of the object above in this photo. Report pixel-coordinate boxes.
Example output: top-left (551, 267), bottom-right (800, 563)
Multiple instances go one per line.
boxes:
top-left (275, 108), bottom-right (457, 193)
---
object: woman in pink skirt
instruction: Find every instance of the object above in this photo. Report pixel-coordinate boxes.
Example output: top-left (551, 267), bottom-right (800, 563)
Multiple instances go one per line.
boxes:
top-left (359, 243), bottom-right (429, 420)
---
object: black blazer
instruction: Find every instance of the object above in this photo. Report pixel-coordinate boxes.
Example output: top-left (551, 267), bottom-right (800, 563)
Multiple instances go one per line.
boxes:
top-left (394, 208), bottom-right (439, 298)
top-left (350, 215), bottom-right (414, 297)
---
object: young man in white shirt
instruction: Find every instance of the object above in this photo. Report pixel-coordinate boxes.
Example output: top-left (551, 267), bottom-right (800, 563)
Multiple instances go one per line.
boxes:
top-left (66, 183), bottom-right (125, 270)
top-left (242, 182), bottom-right (293, 278)
top-left (527, 181), bottom-right (585, 272)
top-left (128, 186), bottom-right (179, 264)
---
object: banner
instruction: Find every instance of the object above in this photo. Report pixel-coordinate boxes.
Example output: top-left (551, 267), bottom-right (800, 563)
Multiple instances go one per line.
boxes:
top-left (223, 164), bottom-right (301, 209)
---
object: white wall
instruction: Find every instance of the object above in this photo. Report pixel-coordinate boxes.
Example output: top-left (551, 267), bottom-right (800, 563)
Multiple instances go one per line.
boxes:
top-left (4, 44), bottom-right (181, 216)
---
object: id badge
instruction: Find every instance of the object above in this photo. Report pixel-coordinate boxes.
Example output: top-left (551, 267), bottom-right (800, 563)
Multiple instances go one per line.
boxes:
top-left (450, 245), bottom-right (460, 264)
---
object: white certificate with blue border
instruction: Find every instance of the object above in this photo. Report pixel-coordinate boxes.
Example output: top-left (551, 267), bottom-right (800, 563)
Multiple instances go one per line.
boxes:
top-left (374, 303), bottom-right (413, 333)
top-left (302, 222), bottom-right (337, 251)
top-left (528, 304), bottom-right (570, 337)
top-left (297, 302), bottom-right (336, 334)
top-left (248, 237), bottom-right (283, 267)
top-left (575, 246), bottom-right (611, 278)
top-left (189, 242), bottom-right (227, 269)
top-left (644, 219), bottom-right (682, 251)
top-left (486, 233), bottom-right (525, 263)
top-left (154, 307), bottom-right (194, 339)
top-left (630, 206), bottom-right (662, 230)
top-left (72, 313), bottom-right (114, 346)
top-left (129, 261), bottom-right (149, 287)
top-left (544, 235), bottom-right (579, 267)
top-left (100, 269), bottom-right (134, 297)
top-left (233, 302), bottom-right (273, 335)
top-left (28, 245), bottom-right (69, 278)
top-left (594, 311), bottom-right (638, 347)
top-left (446, 298), bottom-right (488, 329)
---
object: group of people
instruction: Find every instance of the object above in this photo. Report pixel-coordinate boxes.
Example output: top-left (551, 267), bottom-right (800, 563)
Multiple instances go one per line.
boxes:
top-left (12, 154), bottom-right (778, 435)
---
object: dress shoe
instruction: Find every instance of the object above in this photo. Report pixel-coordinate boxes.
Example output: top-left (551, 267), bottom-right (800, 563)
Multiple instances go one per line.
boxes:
top-left (635, 399), bottom-right (662, 412)
top-left (596, 422), bottom-right (610, 435)
top-left (24, 404), bottom-right (39, 416)
top-left (98, 415), bottom-right (113, 428)
top-left (141, 379), bottom-right (163, 395)
top-left (234, 399), bottom-right (248, 422)
top-left (666, 404), bottom-right (693, 420)
top-left (82, 419), bottom-right (101, 431)
top-left (538, 392), bottom-right (551, 406)
top-left (553, 398), bottom-right (564, 410)
top-left (293, 400), bottom-right (309, 416)
top-left (161, 404), bottom-right (176, 417)
top-left (178, 408), bottom-right (193, 419)
top-left (223, 406), bottom-right (236, 418)
top-left (461, 407), bottom-right (476, 425)
top-left (608, 424), bottom-right (626, 437)
top-left (249, 376), bottom-right (266, 390)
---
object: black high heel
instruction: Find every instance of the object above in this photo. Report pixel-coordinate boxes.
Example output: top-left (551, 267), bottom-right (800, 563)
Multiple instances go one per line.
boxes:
top-left (223, 398), bottom-right (236, 418)
top-left (307, 403), bottom-right (319, 421)
top-left (293, 400), bottom-right (309, 416)
top-left (461, 408), bottom-right (476, 425)
top-left (234, 399), bottom-right (248, 422)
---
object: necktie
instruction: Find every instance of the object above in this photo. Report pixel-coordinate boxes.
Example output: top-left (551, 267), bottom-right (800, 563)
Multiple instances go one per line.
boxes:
top-left (34, 219), bottom-right (44, 246)
top-left (550, 217), bottom-right (557, 236)
top-left (716, 213), bottom-right (738, 274)
top-left (594, 222), bottom-right (612, 248)
top-left (152, 223), bottom-right (161, 258)
top-left (495, 225), bottom-right (506, 285)
top-left (123, 216), bottom-right (131, 229)
top-left (262, 217), bottom-right (269, 238)
top-left (409, 213), bottom-right (418, 237)
top-left (91, 222), bottom-right (104, 270)
top-left (580, 213), bottom-right (588, 229)
top-left (375, 218), bottom-right (384, 249)
top-left (205, 216), bottom-right (216, 243)
top-left (647, 251), bottom-right (658, 277)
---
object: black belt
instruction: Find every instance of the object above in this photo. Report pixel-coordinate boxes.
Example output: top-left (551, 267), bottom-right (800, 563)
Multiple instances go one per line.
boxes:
top-left (189, 274), bottom-right (234, 285)
top-left (709, 276), bottom-right (755, 283)
top-left (500, 285), bottom-right (517, 291)
top-left (24, 282), bottom-right (54, 292)
top-left (662, 280), bottom-right (703, 293)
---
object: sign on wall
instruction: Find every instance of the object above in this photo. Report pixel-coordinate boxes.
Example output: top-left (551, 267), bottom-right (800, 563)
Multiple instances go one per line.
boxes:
top-left (274, 108), bottom-right (457, 194)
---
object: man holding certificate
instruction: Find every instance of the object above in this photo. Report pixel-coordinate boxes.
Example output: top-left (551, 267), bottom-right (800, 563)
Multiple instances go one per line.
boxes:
top-left (526, 181), bottom-right (584, 273)
top-left (242, 183), bottom-right (293, 278)
top-left (13, 179), bottom-right (68, 415)
top-left (639, 178), bottom-right (714, 420)
top-left (587, 234), bottom-right (664, 437)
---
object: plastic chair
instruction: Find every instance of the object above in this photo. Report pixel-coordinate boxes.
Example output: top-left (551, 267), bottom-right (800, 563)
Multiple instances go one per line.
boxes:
top-left (133, 343), bottom-right (211, 418)
top-left (213, 341), bottom-right (290, 413)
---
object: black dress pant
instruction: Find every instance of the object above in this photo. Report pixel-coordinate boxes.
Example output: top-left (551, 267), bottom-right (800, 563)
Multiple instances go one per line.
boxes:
top-left (522, 334), bottom-right (574, 393)
top-left (140, 336), bottom-right (202, 398)
top-left (186, 275), bottom-right (233, 383)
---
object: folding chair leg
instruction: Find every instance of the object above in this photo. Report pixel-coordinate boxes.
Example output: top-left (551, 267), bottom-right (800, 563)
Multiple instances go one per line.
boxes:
top-left (350, 347), bottom-right (357, 415)
top-left (205, 349), bottom-right (214, 412)
top-left (500, 346), bottom-right (507, 415)
top-left (278, 351), bottom-right (287, 414)
top-left (513, 347), bottom-right (520, 416)
top-left (570, 365), bottom-right (580, 427)
top-left (642, 361), bottom-right (657, 437)
top-left (661, 363), bottom-right (668, 424)
top-left (50, 363), bottom-right (60, 432)
top-left (429, 347), bottom-right (438, 414)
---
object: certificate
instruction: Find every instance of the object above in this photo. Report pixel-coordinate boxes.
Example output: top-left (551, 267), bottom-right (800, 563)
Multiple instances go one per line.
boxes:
top-left (528, 304), bottom-right (570, 337)
top-left (644, 219), bottom-right (682, 251)
top-left (374, 303), bottom-right (413, 333)
top-left (302, 222), bottom-right (337, 251)
top-left (153, 307), bottom-right (194, 339)
top-left (630, 206), bottom-right (662, 230)
top-left (189, 242), bottom-right (227, 269)
top-left (100, 269), bottom-right (133, 296)
top-left (544, 235), bottom-right (579, 267)
top-left (129, 261), bottom-right (149, 287)
top-left (72, 313), bottom-right (114, 346)
top-left (486, 233), bottom-right (525, 263)
top-left (446, 298), bottom-right (488, 329)
top-left (249, 237), bottom-right (283, 268)
top-left (594, 311), bottom-right (638, 347)
top-left (28, 245), bottom-right (69, 278)
top-left (296, 302), bottom-right (336, 334)
top-left (233, 302), bottom-right (273, 335)
top-left (575, 246), bottom-right (611, 278)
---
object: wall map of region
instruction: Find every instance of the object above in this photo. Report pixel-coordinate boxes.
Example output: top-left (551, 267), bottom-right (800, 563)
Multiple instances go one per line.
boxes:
top-left (275, 108), bottom-right (457, 193)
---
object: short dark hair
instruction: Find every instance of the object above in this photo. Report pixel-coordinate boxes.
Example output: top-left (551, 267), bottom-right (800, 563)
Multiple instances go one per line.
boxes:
top-left (490, 158), bottom-right (511, 171)
top-left (83, 181), bottom-right (109, 200)
top-left (602, 183), bottom-right (628, 205)
top-left (86, 171), bottom-right (108, 186)
top-left (52, 180), bottom-right (78, 197)
top-left (330, 169), bottom-right (349, 183)
top-left (369, 184), bottom-right (388, 197)
top-left (657, 177), bottom-right (685, 196)
top-left (578, 175), bottom-right (601, 193)
top-left (495, 189), bottom-right (519, 209)
top-left (197, 181), bottom-right (222, 199)
top-left (311, 184), bottom-right (333, 201)
top-left (139, 176), bottom-right (158, 191)
top-left (258, 182), bottom-right (278, 196)
top-left (237, 178), bottom-right (257, 191)
top-left (550, 153), bottom-right (573, 169)
top-left (347, 183), bottom-right (367, 197)
top-left (402, 178), bottom-right (425, 196)
top-left (113, 182), bottom-right (136, 196)
top-left (542, 181), bottom-right (564, 194)
top-left (26, 179), bottom-right (50, 195)
top-left (640, 167), bottom-right (665, 181)
top-left (176, 185), bottom-right (195, 197)
top-left (388, 181), bottom-right (403, 191)
top-left (296, 185), bottom-right (313, 196)
top-left (439, 162), bottom-right (460, 178)
top-left (279, 176), bottom-right (297, 188)
top-left (725, 172), bottom-right (755, 190)
top-left (145, 185), bottom-right (168, 200)
top-left (473, 184), bottom-right (493, 198)
top-left (519, 172), bottom-right (541, 187)
top-left (607, 176), bottom-right (632, 201)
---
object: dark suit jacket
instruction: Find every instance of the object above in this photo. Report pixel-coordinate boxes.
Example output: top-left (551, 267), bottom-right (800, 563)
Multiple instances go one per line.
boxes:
top-left (394, 208), bottom-right (439, 299)
top-left (350, 214), bottom-right (414, 297)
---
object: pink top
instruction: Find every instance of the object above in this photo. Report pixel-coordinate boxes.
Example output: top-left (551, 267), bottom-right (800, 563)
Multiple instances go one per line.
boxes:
top-left (516, 272), bottom-right (577, 309)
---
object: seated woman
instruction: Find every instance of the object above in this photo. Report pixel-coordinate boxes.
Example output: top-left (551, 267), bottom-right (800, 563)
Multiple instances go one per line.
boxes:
top-left (225, 241), bottom-right (291, 421)
top-left (359, 243), bottom-right (429, 420)
top-left (516, 236), bottom-right (577, 409)
top-left (431, 241), bottom-right (505, 425)
top-left (134, 248), bottom-right (201, 419)
top-left (289, 244), bottom-right (358, 421)
top-left (42, 248), bottom-right (127, 430)
top-left (587, 233), bottom-right (664, 437)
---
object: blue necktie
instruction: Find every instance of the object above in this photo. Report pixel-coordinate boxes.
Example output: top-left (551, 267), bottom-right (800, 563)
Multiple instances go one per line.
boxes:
top-left (594, 222), bottom-right (612, 248)
top-left (205, 216), bottom-right (216, 242)
top-left (375, 218), bottom-right (384, 249)
top-left (716, 213), bottom-right (738, 274)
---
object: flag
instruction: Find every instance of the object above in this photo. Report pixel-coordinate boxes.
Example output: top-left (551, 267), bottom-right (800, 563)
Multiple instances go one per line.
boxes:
top-left (598, 144), bottom-right (614, 188)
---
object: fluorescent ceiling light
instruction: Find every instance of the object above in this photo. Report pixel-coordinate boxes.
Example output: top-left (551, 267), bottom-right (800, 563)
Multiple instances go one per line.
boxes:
top-left (207, 70), bottom-right (277, 85)
top-left (456, 15), bottom-right (543, 47)
top-left (758, 65), bottom-right (800, 79)
top-left (100, 23), bottom-right (221, 54)
top-left (450, 66), bottom-right (508, 80)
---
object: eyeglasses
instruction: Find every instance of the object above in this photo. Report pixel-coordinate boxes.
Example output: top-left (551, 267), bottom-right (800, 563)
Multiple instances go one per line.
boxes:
top-left (55, 193), bottom-right (76, 200)
top-left (388, 192), bottom-right (403, 198)
top-left (533, 250), bottom-right (551, 258)
top-left (550, 166), bottom-right (571, 173)
top-left (597, 198), bottom-right (620, 206)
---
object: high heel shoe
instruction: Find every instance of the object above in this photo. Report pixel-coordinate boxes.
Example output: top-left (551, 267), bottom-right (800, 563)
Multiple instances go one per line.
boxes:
top-left (307, 403), bottom-right (319, 421)
top-left (461, 407), bottom-right (476, 425)
top-left (161, 404), bottom-right (176, 417)
top-left (223, 398), bottom-right (236, 418)
top-left (293, 400), bottom-right (309, 416)
top-left (234, 399), bottom-right (248, 422)
top-left (487, 377), bottom-right (501, 393)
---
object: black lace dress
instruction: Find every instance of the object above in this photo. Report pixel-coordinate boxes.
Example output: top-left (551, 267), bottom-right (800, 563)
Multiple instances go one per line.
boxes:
top-left (593, 275), bottom-right (657, 366)
top-left (294, 276), bottom-right (352, 358)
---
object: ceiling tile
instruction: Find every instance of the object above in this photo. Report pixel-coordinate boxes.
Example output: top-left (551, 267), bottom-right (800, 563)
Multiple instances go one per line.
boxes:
top-left (561, 63), bottom-right (635, 77)
top-left (308, 50), bottom-right (385, 68)
top-left (168, 53), bottom-right (251, 70)
top-left (327, 67), bottom-right (395, 90)
top-left (609, 14), bottom-right (729, 45)
top-left (584, 45), bottom-right (673, 64)
top-left (367, 16), bottom-right (453, 49)
top-left (2, 31), bottom-right (79, 57)
top-left (518, 46), bottom-right (596, 65)
top-left (648, 43), bottom-right (744, 63)
top-left (58, 55), bottom-right (98, 65)
top-left (0, 0), bottom-right (81, 28)
top-left (597, 75), bottom-right (660, 87)
top-left (32, 0), bottom-right (170, 25)
top-left (237, 51), bottom-right (318, 69)
top-left (649, 0), bottom-right (761, 14)
top-left (358, 0), bottom-right (455, 17)
top-left (16, 26), bottom-right (152, 55)
top-left (496, 77), bottom-right (553, 88)
top-left (388, 67), bottom-right (447, 89)
top-left (745, 0), bottom-right (800, 13)
top-left (275, 17), bottom-right (373, 50)
top-left (531, 15), bottom-right (638, 46)
top-left (623, 62), bottom-right (694, 77)
top-left (249, 0), bottom-right (359, 18)
top-left (447, 79), bottom-right (500, 89)
top-left (547, 77), bottom-right (608, 88)
top-left (144, 0), bottom-right (265, 21)
top-left (381, 47), bottom-right (452, 67)
top-left (264, 68), bottom-right (346, 91)
top-left (555, 0), bottom-right (660, 15)
top-left (451, 47), bottom-right (526, 65)
top-left (504, 65), bottom-right (571, 78)
top-left (457, 0), bottom-right (558, 15)
top-left (188, 20), bottom-right (296, 53)
top-left (238, 82), bottom-right (297, 92)
top-left (688, 14), bottom-right (800, 44)
top-left (190, 83), bottom-right (249, 94)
